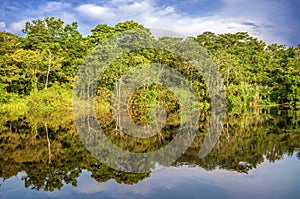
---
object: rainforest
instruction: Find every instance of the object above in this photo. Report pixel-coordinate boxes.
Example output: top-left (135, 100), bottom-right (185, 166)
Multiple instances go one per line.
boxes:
top-left (0, 17), bottom-right (300, 199)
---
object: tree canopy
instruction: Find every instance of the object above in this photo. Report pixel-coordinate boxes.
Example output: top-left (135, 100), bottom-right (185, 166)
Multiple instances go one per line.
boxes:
top-left (0, 17), bottom-right (299, 111)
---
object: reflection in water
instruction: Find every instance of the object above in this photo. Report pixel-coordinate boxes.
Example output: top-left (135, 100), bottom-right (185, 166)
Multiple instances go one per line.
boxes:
top-left (0, 108), bottom-right (299, 198)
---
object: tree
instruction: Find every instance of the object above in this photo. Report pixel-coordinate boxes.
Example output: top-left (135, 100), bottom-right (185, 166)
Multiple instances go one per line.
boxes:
top-left (0, 32), bottom-right (20, 55)
top-left (21, 17), bottom-right (88, 87)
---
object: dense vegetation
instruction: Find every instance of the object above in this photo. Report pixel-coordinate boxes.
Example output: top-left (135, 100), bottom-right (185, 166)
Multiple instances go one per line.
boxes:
top-left (0, 17), bottom-right (299, 190)
top-left (0, 17), bottom-right (299, 113)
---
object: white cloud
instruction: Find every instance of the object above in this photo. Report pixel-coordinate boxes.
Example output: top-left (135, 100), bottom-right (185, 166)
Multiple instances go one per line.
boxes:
top-left (0, 21), bottom-right (6, 30)
top-left (217, 0), bottom-right (289, 44)
top-left (164, 6), bottom-right (175, 14)
top-left (2, 0), bottom-right (292, 45)
top-left (6, 19), bottom-right (30, 33)
top-left (76, 4), bottom-right (116, 21)
top-left (119, 1), bottom-right (154, 15)
top-left (71, 0), bottom-right (285, 44)
top-left (39, 1), bottom-right (71, 12)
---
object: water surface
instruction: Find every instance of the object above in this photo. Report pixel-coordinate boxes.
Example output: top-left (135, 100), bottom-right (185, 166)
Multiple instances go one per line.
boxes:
top-left (0, 109), bottom-right (299, 199)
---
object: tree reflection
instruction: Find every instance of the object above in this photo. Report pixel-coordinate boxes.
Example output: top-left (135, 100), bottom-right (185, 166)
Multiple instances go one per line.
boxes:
top-left (0, 108), bottom-right (299, 191)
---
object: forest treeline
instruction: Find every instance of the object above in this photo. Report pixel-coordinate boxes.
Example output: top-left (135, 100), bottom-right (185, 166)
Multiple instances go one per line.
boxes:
top-left (0, 17), bottom-right (299, 113)
top-left (1, 17), bottom-right (300, 190)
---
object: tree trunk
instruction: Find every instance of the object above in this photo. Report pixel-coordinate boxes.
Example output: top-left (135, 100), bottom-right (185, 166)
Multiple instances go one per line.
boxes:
top-left (45, 124), bottom-right (52, 164)
top-left (45, 50), bottom-right (51, 89)
top-left (115, 81), bottom-right (121, 134)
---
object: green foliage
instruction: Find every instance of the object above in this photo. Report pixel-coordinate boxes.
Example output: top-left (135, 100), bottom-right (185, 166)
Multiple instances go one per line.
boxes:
top-left (194, 31), bottom-right (300, 110)
top-left (0, 18), bottom-right (299, 194)
top-left (0, 17), bottom-right (300, 109)
top-left (0, 82), bottom-right (7, 103)
top-left (25, 83), bottom-right (72, 112)
top-left (0, 32), bottom-right (20, 55)
top-left (0, 17), bottom-right (299, 189)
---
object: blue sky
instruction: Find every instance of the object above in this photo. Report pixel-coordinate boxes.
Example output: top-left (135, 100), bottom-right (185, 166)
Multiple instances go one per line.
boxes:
top-left (0, 0), bottom-right (299, 46)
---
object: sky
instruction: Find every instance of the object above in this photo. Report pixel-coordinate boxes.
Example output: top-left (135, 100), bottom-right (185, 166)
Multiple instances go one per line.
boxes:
top-left (0, 0), bottom-right (299, 46)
